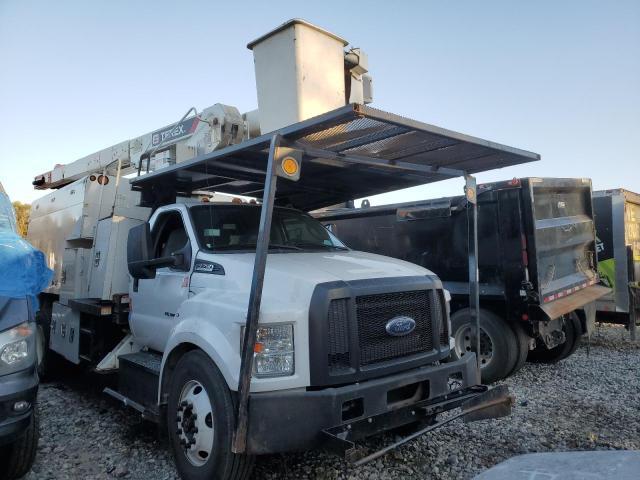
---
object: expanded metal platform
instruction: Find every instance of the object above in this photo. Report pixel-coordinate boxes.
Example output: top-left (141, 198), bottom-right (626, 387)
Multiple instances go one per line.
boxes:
top-left (131, 104), bottom-right (539, 211)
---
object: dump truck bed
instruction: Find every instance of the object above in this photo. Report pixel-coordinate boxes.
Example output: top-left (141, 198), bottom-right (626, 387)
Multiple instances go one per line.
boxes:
top-left (317, 177), bottom-right (606, 322)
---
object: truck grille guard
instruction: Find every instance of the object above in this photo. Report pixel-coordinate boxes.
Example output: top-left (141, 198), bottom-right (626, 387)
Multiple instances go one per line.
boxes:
top-left (322, 384), bottom-right (513, 465)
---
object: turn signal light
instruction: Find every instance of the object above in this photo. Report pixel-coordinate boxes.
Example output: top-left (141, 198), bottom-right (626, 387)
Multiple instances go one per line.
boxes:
top-left (282, 157), bottom-right (299, 176)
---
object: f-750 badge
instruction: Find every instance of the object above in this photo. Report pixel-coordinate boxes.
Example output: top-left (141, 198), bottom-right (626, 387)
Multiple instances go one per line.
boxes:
top-left (194, 261), bottom-right (225, 275)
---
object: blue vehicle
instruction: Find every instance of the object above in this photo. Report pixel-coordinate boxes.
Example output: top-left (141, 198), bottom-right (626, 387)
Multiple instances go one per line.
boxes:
top-left (0, 184), bottom-right (51, 479)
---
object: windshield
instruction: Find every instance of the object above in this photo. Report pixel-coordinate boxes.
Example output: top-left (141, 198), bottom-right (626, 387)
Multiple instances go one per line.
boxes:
top-left (190, 204), bottom-right (347, 252)
top-left (0, 191), bottom-right (17, 234)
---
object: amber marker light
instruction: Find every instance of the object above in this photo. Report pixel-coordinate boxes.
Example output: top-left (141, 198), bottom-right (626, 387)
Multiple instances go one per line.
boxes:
top-left (282, 156), bottom-right (299, 176)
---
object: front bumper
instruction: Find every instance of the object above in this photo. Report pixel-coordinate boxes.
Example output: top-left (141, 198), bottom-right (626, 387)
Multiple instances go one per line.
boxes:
top-left (0, 366), bottom-right (38, 446)
top-left (246, 353), bottom-right (479, 454)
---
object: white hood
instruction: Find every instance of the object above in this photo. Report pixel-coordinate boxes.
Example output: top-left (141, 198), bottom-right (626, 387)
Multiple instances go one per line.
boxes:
top-left (197, 249), bottom-right (435, 285)
top-left (182, 249), bottom-right (439, 393)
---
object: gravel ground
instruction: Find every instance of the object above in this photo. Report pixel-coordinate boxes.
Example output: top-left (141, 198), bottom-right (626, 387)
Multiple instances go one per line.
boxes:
top-left (23, 323), bottom-right (640, 480)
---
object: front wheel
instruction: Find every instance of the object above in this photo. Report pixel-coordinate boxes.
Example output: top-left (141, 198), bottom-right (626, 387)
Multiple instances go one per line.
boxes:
top-left (167, 350), bottom-right (253, 480)
top-left (0, 405), bottom-right (39, 480)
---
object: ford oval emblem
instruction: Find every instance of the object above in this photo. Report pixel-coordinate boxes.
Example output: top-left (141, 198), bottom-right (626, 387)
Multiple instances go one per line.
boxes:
top-left (385, 316), bottom-right (416, 336)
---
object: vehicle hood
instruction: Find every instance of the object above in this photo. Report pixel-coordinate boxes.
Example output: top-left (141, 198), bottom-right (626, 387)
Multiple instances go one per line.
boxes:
top-left (196, 249), bottom-right (435, 285)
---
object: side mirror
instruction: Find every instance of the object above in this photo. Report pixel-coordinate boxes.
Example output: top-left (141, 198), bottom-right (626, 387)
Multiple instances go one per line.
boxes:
top-left (170, 240), bottom-right (192, 272)
top-left (127, 223), bottom-right (156, 280)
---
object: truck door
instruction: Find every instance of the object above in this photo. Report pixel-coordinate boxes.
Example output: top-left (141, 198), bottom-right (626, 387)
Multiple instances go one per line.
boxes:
top-left (130, 209), bottom-right (193, 352)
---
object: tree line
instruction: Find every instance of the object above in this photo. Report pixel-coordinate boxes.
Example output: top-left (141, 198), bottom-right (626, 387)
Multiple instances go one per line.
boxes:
top-left (12, 201), bottom-right (30, 237)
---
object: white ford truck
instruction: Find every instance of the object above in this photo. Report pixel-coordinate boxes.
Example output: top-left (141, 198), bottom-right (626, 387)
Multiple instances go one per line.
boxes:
top-left (30, 181), bottom-right (484, 479)
top-left (27, 19), bottom-right (535, 480)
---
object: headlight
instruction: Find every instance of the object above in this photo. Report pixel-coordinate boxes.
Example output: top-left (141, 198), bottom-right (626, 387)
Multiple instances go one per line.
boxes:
top-left (242, 324), bottom-right (294, 378)
top-left (0, 322), bottom-right (35, 374)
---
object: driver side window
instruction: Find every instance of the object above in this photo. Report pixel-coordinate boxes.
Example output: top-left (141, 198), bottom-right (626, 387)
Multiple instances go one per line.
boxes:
top-left (152, 211), bottom-right (189, 265)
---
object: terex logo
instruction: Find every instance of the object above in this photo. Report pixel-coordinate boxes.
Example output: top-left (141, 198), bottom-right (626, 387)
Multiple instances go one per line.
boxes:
top-left (150, 117), bottom-right (199, 147)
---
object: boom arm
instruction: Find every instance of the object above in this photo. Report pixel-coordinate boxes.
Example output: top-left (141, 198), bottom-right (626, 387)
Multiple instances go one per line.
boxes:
top-left (32, 104), bottom-right (247, 190)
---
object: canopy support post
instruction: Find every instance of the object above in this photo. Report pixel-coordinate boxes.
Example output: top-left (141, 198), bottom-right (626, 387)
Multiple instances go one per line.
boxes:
top-left (233, 133), bottom-right (282, 453)
top-left (465, 175), bottom-right (481, 379)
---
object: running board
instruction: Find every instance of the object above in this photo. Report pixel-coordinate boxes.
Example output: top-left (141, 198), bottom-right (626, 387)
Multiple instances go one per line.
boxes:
top-left (103, 387), bottom-right (160, 422)
top-left (103, 350), bottom-right (163, 423)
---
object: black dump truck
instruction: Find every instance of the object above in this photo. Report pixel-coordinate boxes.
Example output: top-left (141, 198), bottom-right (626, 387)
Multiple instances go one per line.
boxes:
top-left (317, 178), bottom-right (610, 383)
top-left (593, 189), bottom-right (640, 340)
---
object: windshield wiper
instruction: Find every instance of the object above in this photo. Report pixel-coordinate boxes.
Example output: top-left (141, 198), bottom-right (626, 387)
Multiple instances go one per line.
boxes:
top-left (208, 243), bottom-right (302, 251)
top-left (212, 243), bottom-right (344, 251)
top-left (236, 243), bottom-right (304, 251)
top-left (291, 242), bottom-right (348, 251)
top-left (269, 243), bottom-right (303, 250)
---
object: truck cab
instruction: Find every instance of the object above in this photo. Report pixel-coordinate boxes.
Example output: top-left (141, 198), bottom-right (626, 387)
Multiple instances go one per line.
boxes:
top-left (124, 201), bottom-right (478, 460)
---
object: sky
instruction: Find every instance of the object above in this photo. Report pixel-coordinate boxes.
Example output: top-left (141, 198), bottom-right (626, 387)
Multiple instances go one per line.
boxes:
top-left (0, 0), bottom-right (638, 205)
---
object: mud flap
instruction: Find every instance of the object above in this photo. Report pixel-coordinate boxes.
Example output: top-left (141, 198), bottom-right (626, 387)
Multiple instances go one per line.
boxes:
top-left (462, 384), bottom-right (514, 423)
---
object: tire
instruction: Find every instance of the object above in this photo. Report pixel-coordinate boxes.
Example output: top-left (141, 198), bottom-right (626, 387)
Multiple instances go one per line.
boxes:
top-left (167, 350), bottom-right (253, 480)
top-left (507, 321), bottom-right (531, 377)
top-left (450, 308), bottom-right (518, 384)
top-left (0, 405), bottom-right (39, 480)
top-left (35, 322), bottom-right (47, 379)
top-left (35, 304), bottom-right (63, 380)
top-left (35, 306), bottom-right (55, 379)
top-left (527, 313), bottom-right (582, 364)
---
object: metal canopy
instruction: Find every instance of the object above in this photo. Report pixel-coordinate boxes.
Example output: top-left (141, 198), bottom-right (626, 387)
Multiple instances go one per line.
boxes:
top-left (131, 104), bottom-right (540, 211)
top-left (129, 103), bottom-right (539, 454)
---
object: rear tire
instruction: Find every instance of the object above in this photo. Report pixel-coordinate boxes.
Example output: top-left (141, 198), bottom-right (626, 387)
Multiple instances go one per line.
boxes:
top-left (35, 323), bottom-right (47, 378)
top-left (35, 305), bottom-right (59, 379)
top-left (0, 405), bottom-right (39, 480)
top-left (507, 321), bottom-right (531, 377)
top-left (167, 350), bottom-right (253, 480)
top-left (450, 308), bottom-right (518, 384)
top-left (527, 313), bottom-right (582, 363)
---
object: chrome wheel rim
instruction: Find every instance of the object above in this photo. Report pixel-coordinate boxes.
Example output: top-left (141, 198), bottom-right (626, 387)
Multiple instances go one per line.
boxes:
top-left (176, 380), bottom-right (214, 467)
top-left (454, 324), bottom-right (494, 368)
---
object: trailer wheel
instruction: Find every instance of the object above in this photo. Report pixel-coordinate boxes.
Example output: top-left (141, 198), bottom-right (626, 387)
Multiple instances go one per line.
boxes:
top-left (528, 313), bottom-right (582, 363)
top-left (450, 308), bottom-right (518, 384)
top-left (507, 321), bottom-right (531, 377)
top-left (167, 350), bottom-right (253, 480)
top-left (0, 405), bottom-right (39, 480)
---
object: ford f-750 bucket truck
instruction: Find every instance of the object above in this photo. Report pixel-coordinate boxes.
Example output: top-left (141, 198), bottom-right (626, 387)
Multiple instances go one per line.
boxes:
top-left (27, 20), bottom-right (537, 480)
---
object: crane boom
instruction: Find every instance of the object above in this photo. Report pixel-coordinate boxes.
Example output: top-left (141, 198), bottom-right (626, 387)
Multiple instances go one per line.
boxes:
top-left (32, 104), bottom-right (248, 190)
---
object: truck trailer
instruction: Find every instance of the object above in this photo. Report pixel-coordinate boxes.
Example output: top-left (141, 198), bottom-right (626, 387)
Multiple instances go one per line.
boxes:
top-left (593, 189), bottom-right (640, 339)
top-left (26, 19), bottom-right (537, 480)
top-left (317, 178), bottom-right (609, 383)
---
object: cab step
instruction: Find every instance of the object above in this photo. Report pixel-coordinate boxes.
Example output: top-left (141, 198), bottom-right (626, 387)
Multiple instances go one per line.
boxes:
top-left (104, 351), bottom-right (162, 422)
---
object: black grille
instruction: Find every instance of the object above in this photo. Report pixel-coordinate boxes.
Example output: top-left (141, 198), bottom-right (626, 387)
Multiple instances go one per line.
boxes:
top-left (355, 291), bottom-right (434, 365)
top-left (327, 298), bottom-right (351, 372)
